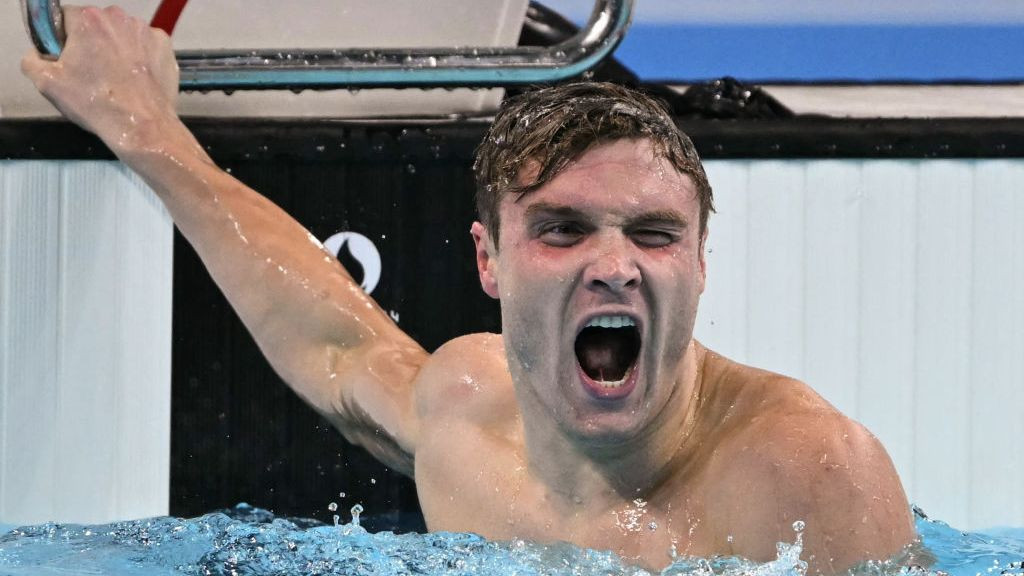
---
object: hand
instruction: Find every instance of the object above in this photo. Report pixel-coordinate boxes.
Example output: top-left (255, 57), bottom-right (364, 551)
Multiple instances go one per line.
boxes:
top-left (21, 5), bottom-right (180, 152)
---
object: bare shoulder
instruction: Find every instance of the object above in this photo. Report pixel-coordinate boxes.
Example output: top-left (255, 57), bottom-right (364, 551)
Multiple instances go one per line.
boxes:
top-left (697, 351), bottom-right (914, 573)
top-left (413, 332), bottom-right (516, 427)
top-left (700, 349), bottom-right (878, 453)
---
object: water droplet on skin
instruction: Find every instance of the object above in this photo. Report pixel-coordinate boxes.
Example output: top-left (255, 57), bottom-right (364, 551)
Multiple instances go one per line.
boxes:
top-left (792, 520), bottom-right (805, 532)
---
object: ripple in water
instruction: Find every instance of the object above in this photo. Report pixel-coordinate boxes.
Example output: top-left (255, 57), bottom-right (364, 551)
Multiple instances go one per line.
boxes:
top-left (0, 504), bottom-right (1021, 576)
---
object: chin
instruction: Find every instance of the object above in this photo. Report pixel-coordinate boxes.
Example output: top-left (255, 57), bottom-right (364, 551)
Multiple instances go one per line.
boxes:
top-left (560, 400), bottom-right (653, 447)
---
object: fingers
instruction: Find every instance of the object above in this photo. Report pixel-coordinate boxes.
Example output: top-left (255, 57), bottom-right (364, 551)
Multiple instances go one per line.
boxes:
top-left (20, 49), bottom-right (57, 91)
top-left (102, 4), bottom-right (128, 19)
top-left (60, 5), bottom-right (87, 35)
top-left (63, 5), bottom-right (131, 27)
top-left (23, 3), bottom-right (181, 112)
top-left (63, 5), bottom-right (149, 48)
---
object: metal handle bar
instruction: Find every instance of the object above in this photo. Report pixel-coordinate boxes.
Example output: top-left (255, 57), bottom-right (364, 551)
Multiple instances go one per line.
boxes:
top-left (23, 0), bottom-right (633, 90)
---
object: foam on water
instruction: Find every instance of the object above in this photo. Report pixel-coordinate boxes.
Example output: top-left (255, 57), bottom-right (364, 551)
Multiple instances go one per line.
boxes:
top-left (0, 504), bottom-right (1021, 576)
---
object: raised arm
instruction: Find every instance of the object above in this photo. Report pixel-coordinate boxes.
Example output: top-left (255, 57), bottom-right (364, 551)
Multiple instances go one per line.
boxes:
top-left (21, 6), bottom-right (427, 475)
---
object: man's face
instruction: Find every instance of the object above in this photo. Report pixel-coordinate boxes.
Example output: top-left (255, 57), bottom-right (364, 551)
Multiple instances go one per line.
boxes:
top-left (472, 138), bottom-right (707, 444)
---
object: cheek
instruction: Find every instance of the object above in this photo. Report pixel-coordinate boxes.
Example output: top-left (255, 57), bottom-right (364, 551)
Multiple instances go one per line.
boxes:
top-left (505, 247), bottom-right (578, 289)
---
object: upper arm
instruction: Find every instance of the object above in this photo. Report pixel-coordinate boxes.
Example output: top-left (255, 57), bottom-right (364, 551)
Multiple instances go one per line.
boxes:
top-left (711, 385), bottom-right (914, 574)
top-left (273, 312), bottom-right (430, 478)
top-left (795, 420), bottom-right (915, 574)
top-left (290, 331), bottom-right (505, 480)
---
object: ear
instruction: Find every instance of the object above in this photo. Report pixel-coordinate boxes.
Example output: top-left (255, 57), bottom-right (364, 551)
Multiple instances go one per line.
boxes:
top-left (697, 226), bottom-right (709, 294)
top-left (470, 221), bottom-right (500, 299)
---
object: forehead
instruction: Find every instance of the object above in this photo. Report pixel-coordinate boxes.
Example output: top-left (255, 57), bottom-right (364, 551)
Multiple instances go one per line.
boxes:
top-left (509, 139), bottom-right (698, 215)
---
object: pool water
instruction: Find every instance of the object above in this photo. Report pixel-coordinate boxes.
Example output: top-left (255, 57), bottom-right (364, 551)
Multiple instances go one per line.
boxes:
top-left (0, 504), bottom-right (1021, 576)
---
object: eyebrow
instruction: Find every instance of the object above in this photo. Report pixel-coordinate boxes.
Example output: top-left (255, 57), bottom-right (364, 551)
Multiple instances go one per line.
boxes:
top-left (629, 210), bottom-right (689, 229)
top-left (523, 202), bottom-right (689, 228)
top-left (523, 202), bottom-right (585, 220)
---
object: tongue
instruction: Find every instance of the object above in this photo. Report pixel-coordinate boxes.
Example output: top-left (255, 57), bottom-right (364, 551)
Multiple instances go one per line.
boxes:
top-left (581, 346), bottom-right (622, 381)
top-left (577, 329), bottom-right (633, 381)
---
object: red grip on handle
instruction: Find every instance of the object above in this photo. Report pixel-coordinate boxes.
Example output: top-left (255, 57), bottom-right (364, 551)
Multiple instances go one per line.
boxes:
top-left (150, 0), bottom-right (189, 35)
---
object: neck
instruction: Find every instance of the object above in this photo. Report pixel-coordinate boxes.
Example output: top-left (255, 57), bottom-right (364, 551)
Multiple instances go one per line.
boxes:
top-left (519, 341), bottom-right (706, 508)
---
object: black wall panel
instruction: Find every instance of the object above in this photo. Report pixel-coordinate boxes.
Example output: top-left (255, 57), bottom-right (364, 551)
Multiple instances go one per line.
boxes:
top-left (171, 124), bottom-right (500, 529)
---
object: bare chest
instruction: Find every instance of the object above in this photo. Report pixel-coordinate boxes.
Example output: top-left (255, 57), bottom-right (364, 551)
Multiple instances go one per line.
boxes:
top-left (413, 427), bottom-right (721, 569)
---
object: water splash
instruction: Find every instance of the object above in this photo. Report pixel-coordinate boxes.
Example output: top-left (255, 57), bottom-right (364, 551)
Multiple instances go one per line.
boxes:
top-left (1, 505), bottom-right (1022, 576)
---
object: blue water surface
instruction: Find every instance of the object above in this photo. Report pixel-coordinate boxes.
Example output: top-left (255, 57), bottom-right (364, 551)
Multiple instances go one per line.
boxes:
top-left (0, 504), bottom-right (1021, 576)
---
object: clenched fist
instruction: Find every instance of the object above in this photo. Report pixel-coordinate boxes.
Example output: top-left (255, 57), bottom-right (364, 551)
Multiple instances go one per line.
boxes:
top-left (21, 5), bottom-right (180, 154)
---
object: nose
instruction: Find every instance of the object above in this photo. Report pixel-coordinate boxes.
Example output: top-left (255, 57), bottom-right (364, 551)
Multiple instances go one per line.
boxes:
top-left (583, 234), bottom-right (641, 294)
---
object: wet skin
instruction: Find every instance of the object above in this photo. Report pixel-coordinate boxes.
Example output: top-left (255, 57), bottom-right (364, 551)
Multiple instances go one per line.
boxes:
top-left (417, 142), bottom-right (914, 572)
top-left (474, 140), bottom-right (707, 451)
top-left (22, 6), bottom-right (915, 574)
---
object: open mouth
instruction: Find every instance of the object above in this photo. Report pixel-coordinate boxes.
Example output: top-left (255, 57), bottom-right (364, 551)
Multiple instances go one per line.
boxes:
top-left (574, 315), bottom-right (641, 388)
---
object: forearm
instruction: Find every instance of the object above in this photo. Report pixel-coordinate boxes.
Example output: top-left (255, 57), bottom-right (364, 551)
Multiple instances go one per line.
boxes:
top-left (21, 5), bottom-right (426, 463)
top-left (119, 116), bottom-right (405, 407)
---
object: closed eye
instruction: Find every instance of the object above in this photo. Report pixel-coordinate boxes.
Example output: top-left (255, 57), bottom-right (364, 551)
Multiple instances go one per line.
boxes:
top-left (630, 229), bottom-right (678, 248)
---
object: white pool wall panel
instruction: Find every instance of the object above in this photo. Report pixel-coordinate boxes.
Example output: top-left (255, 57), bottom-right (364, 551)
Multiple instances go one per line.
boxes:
top-left (0, 161), bottom-right (173, 525)
top-left (697, 159), bottom-right (1024, 531)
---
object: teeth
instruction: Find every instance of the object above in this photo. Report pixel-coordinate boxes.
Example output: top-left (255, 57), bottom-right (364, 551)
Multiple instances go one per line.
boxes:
top-left (585, 315), bottom-right (635, 329)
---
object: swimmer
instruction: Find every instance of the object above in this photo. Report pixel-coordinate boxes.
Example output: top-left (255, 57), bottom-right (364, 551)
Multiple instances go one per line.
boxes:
top-left (22, 6), bottom-right (914, 573)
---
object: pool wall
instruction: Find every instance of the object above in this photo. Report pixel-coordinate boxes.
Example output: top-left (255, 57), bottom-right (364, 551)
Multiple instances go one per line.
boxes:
top-left (697, 157), bottom-right (1024, 530)
top-left (0, 160), bottom-right (173, 525)
top-left (1, 117), bottom-right (1022, 531)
